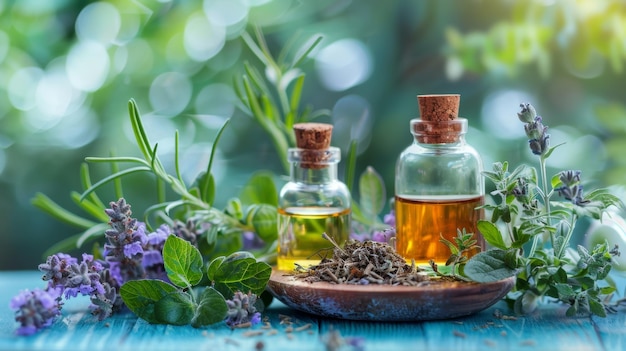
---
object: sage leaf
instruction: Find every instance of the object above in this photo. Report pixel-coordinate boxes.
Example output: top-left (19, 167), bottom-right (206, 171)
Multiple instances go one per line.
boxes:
top-left (154, 292), bottom-right (195, 325)
top-left (477, 220), bottom-right (508, 250)
top-left (464, 249), bottom-right (518, 283)
top-left (163, 235), bottom-right (204, 288)
top-left (120, 279), bottom-right (179, 324)
top-left (207, 251), bottom-right (271, 296)
top-left (191, 287), bottom-right (228, 328)
top-left (359, 166), bottom-right (385, 217)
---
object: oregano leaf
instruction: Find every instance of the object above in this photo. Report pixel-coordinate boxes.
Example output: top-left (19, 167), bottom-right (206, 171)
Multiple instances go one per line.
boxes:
top-left (464, 249), bottom-right (519, 283)
top-left (191, 287), bottom-right (229, 328)
top-left (154, 292), bottom-right (195, 325)
top-left (120, 279), bottom-right (179, 324)
top-left (163, 235), bottom-right (204, 288)
top-left (207, 251), bottom-right (271, 296)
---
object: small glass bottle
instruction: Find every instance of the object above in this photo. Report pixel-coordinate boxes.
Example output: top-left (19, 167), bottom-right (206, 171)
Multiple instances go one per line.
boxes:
top-left (277, 123), bottom-right (351, 271)
top-left (395, 94), bottom-right (485, 266)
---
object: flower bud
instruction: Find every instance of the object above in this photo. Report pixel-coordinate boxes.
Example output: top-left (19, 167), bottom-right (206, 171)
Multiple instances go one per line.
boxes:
top-left (517, 103), bottom-right (537, 123)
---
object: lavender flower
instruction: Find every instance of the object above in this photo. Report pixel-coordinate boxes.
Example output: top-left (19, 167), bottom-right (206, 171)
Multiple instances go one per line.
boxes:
top-left (224, 291), bottom-right (260, 327)
top-left (103, 198), bottom-right (145, 284)
top-left (10, 288), bottom-right (62, 335)
top-left (556, 170), bottom-right (590, 206)
top-left (518, 103), bottom-right (550, 156)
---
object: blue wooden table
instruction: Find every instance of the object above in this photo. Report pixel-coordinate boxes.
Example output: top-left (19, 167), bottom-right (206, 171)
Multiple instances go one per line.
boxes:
top-left (2, 271), bottom-right (626, 351)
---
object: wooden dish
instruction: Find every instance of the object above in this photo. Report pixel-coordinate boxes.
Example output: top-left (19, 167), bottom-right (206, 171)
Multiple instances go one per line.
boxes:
top-left (267, 269), bottom-right (515, 321)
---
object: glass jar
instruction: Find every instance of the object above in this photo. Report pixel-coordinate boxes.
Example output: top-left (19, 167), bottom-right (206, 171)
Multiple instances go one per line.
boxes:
top-left (395, 96), bottom-right (485, 265)
top-left (277, 147), bottom-right (351, 271)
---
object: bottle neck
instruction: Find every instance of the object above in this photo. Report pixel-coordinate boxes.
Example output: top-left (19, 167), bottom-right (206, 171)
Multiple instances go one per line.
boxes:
top-left (287, 147), bottom-right (340, 184)
top-left (411, 117), bottom-right (468, 145)
top-left (291, 163), bottom-right (338, 184)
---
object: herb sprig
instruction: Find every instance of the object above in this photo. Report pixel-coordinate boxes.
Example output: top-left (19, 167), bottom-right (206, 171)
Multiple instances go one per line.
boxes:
top-left (121, 235), bottom-right (270, 327)
top-left (461, 103), bottom-right (624, 317)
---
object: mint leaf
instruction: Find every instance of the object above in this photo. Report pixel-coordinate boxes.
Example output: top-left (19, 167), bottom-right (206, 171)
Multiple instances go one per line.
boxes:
top-left (477, 220), bottom-right (508, 250)
top-left (154, 292), bottom-right (195, 325)
top-left (464, 249), bottom-right (518, 283)
top-left (191, 287), bottom-right (228, 328)
top-left (163, 235), bottom-right (204, 288)
top-left (120, 279), bottom-right (179, 324)
top-left (207, 251), bottom-right (271, 296)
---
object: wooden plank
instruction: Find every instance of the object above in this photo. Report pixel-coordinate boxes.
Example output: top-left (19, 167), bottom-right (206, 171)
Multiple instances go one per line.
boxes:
top-left (2, 271), bottom-right (626, 351)
top-left (317, 301), bottom-right (608, 351)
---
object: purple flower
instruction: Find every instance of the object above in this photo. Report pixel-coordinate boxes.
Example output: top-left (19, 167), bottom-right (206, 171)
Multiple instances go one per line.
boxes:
top-left (10, 288), bottom-right (62, 335)
top-left (142, 250), bottom-right (164, 267)
top-left (250, 312), bottom-right (262, 325)
top-left (123, 242), bottom-right (143, 258)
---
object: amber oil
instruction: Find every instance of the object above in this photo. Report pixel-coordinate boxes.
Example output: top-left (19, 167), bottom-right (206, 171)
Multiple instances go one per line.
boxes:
top-left (277, 207), bottom-right (351, 271)
top-left (395, 194), bottom-right (485, 266)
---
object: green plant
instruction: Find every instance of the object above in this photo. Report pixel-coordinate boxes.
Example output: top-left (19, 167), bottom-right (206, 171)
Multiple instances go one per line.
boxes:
top-left (461, 103), bottom-right (624, 317)
top-left (121, 235), bottom-right (270, 327)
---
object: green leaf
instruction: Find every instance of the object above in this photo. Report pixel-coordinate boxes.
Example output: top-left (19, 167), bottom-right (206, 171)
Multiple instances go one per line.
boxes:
top-left (207, 251), bottom-right (271, 297)
top-left (70, 192), bottom-right (109, 222)
top-left (291, 34), bottom-right (323, 68)
top-left (76, 222), bottom-right (110, 248)
top-left (246, 204), bottom-right (278, 242)
top-left (163, 235), bottom-right (204, 288)
top-left (477, 220), bottom-right (508, 249)
top-left (464, 249), bottom-right (519, 283)
top-left (359, 166), bottom-right (386, 217)
top-left (197, 172), bottom-right (215, 206)
top-left (589, 297), bottom-right (607, 317)
top-left (239, 172), bottom-right (278, 206)
top-left (191, 287), bottom-right (228, 328)
top-left (128, 99), bottom-right (153, 161)
top-left (345, 140), bottom-right (358, 192)
top-left (439, 234), bottom-right (459, 255)
top-left (154, 292), bottom-right (195, 325)
top-left (202, 118), bottom-right (230, 205)
top-left (31, 193), bottom-right (98, 229)
top-left (79, 166), bottom-right (152, 201)
top-left (120, 279), bottom-right (179, 324)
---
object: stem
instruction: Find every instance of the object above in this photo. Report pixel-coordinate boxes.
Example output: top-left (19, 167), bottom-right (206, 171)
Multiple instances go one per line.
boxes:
top-left (529, 156), bottom-right (552, 257)
top-left (556, 211), bottom-right (577, 259)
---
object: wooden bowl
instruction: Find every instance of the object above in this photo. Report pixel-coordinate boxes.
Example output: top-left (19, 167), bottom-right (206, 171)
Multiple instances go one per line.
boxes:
top-left (267, 269), bottom-right (515, 321)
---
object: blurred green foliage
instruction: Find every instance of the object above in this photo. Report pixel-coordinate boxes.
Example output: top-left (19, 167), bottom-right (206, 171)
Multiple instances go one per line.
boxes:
top-left (1, 0), bottom-right (626, 269)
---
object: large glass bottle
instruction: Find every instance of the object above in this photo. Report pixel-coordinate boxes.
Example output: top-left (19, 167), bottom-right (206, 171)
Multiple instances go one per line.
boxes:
top-left (395, 94), bottom-right (485, 266)
top-left (277, 123), bottom-right (351, 271)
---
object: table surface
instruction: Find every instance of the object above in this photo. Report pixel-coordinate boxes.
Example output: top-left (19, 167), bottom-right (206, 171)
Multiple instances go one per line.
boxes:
top-left (1, 271), bottom-right (626, 351)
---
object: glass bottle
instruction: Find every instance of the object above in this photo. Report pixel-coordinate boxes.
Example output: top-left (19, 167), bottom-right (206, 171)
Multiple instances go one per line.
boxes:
top-left (395, 94), bottom-right (485, 266)
top-left (277, 123), bottom-right (351, 271)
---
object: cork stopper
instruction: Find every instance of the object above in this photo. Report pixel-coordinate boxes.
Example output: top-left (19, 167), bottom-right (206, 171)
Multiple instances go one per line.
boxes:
top-left (413, 94), bottom-right (465, 143)
top-left (293, 123), bottom-right (333, 168)
top-left (418, 94), bottom-right (460, 121)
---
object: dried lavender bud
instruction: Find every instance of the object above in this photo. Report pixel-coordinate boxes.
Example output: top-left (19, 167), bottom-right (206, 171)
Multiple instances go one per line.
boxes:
top-left (10, 287), bottom-right (62, 335)
top-left (224, 291), bottom-right (260, 327)
top-left (517, 103), bottom-right (537, 123)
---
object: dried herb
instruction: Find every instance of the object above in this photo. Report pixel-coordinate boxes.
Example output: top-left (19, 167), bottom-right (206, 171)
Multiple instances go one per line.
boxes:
top-left (295, 233), bottom-right (440, 286)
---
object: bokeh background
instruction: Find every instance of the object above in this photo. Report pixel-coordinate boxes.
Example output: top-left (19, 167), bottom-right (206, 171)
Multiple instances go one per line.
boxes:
top-left (2, 0), bottom-right (626, 270)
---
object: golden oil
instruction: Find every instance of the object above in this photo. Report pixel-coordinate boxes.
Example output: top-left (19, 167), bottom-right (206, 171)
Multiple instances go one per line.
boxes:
top-left (395, 195), bottom-right (485, 266)
top-left (277, 207), bottom-right (351, 271)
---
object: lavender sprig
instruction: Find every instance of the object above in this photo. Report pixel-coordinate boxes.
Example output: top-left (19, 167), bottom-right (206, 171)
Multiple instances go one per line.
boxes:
top-left (103, 198), bottom-right (146, 284)
top-left (9, 288), bottom-right (63, 336)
